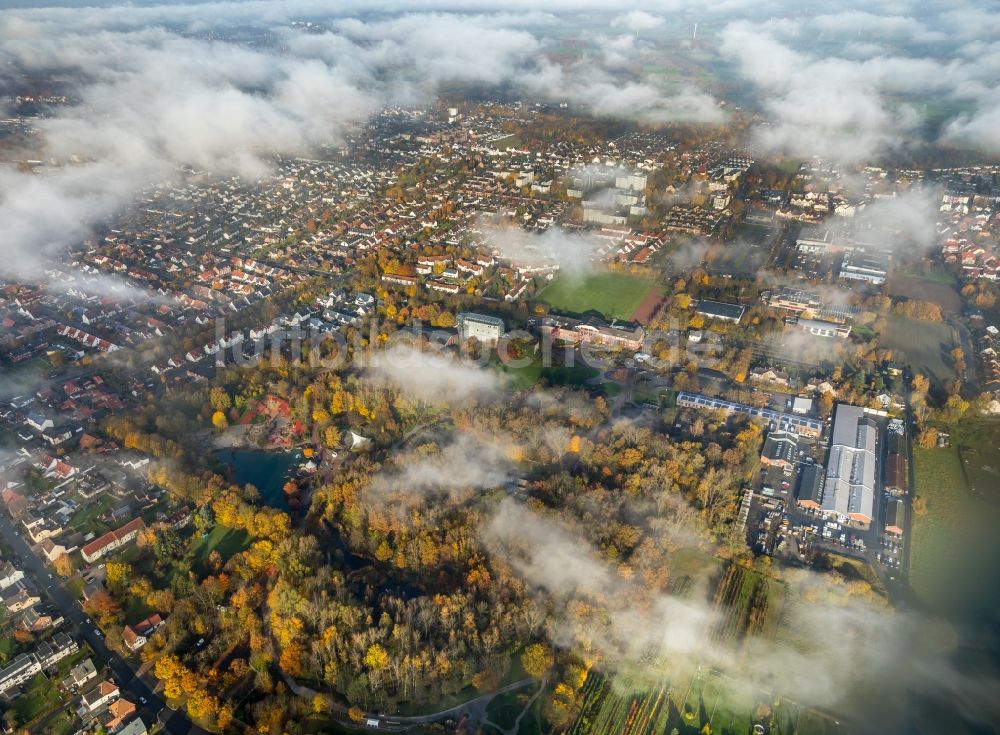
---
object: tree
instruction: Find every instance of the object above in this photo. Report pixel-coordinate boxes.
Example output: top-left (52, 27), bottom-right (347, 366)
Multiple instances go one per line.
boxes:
top-left (211, 411), bottom-right (228, 430)
top-left (53, 554), bottom-right (74, 577)
top-left (363, 644), bottom-right (389, 671)
top-left (323, 425), bottom-right (342, 448)
top-left (520, 643), bottom-right (554, 678)
top-left (105, 561), bottom-right (131, 586)
top-left (209, 386), bottom-right (231, 413)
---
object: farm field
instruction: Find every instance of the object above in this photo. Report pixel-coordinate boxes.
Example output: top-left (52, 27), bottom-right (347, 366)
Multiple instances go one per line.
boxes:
top-left (567, 559), bottom-right (799, 735)
top-left (537, 271), bottom-right (658, 321)
top-left (910, 424), bottom-right (1000, 622)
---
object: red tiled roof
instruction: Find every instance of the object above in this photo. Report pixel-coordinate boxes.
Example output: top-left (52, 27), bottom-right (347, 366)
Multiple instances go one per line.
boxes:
top-left (81, 517), bottom-right (145, 559)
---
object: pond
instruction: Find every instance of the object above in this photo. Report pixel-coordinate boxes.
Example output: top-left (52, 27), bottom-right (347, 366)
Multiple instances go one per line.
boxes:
top-left (214, 448), bottom-right (300, 510)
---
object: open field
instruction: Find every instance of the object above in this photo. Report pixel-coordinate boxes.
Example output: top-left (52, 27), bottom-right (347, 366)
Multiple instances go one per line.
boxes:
top-left (537, 272), bottom-right (658, 321)
top-left (734, 222), bottom-right (780, 248)
top-left (880, 316), bottom-right (957, 388)
top-left (704, 241), bottom-right (767, 278)
top-left (887, 273), bottom-right (961, 314)
top-left (910, 424), bottom-right (1000, 621)
top-left (953, 418), bottom-right (1000, 504)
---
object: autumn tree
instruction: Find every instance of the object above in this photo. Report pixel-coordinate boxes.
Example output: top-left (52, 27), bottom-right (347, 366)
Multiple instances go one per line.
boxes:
top-left (53, 554), bottom-right (74, 577)
top-left (211, 411), bottom-right (228, 430)
top-left (521, 643), bottom-right (554, 678)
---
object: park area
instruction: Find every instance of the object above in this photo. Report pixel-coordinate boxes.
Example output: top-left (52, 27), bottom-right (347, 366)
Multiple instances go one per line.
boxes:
top-left (537, 271), bottom-right (659, 321)
top-left (909, 418), bottom-right (1000, 621)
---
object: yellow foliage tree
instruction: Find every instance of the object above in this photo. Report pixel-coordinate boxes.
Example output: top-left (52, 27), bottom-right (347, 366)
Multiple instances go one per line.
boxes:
top-left (521, 643), bottom-right (554, 678)
top-left (211, 411), bottom-right (228, 430)
top-left (363, 643), bottom-right (390, 671)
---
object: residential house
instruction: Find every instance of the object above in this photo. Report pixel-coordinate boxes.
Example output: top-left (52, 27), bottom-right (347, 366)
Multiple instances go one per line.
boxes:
top-left (116, 717), bottom-right (148, 735)
top-left (123, 614), bottom-right (164, 652)
top-left (80, 517), bottom-right (145, 564)
top-left (40, 538), bottom-right (73, 563)
top-left (81, 680), bottom-right (119, 713)
top-left (100, 697), bottom-right (138, 731)
top-left (0, 654), bottom-right (41, 693)
top-left (0, 561), bottom-right (25, 590)
top-left (62, 658), bottom-right (97, 690)
top-left (1, 580), bottom-right (40, 614)
top-left (19, 605), bottom-right (56, 632)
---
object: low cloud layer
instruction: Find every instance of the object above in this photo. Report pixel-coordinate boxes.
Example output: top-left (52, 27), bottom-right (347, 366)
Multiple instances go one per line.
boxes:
top-left (718, 8), bottom-right (1000, 162)
top-left (483, 498), bottom-right (1000, 732)
top-left (0, 3), bottom-right (725, 284)
top-left (481, 221), bottom-right (605, 278)
top-left (367, 343), bottom-right (500, 404)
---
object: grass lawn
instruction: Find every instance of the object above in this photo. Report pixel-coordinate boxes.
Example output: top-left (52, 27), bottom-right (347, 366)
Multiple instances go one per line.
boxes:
top-left (910, 434), bottom-right (1000, 620)
top-left (539, 365), bottom-right (600, 387)
top-left (894, 262), bottom-right (955, 284)
top-left (191, 526), bottom-right (250, 571)
top-left (11, 673), bottom-right (62, 725)
top-left (909, 446), bottom-right (968, 606)
top-left (492, 352), bottom-right (543, 391)
top-left (880, 316), bottom-right (957, 389)
top-left (0, 356), bottom-right (51, 385)
top-left (537, 271), bottom-right (658, 321)
top-left (67, 494), bottom-right (116, 535)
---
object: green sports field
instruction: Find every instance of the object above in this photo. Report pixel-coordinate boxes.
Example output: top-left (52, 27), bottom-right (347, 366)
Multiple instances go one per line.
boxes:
top-left (537, 271), bottom-right (657, 320)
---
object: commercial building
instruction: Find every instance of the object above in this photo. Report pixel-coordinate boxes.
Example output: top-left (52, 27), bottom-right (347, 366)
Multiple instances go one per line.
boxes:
top-left (677, 392), bottom-right (824, 438)
top-left (794, 318), bottom-right (852, 338)
top-left (457, 312), bottom-right (505, 345)
top-left (884, 453), bottom-right (906, 495)
top-left (839, 250), bottom-right (889, 285)
top-left (884, 498), bottom-right (905, 536)
top-left (821, 404), bottom-right (878, 524)
top-left (695, 299), bottom-right (746, 323)
top-left (540, 315), bottom-right (645, 351)
top-left (796, 464), bottom-right (826, 510)
top-left (760, 430), bottom-right (799, 472)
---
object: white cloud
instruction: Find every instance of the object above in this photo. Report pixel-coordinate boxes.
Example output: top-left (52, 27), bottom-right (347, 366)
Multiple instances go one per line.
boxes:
top-left (611, 10), bottom-right (665, 32)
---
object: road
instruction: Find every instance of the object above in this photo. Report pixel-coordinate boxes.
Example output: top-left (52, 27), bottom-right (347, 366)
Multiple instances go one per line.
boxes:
top-left (0, 512), bottom-right (205, 735)
top-left (282, 668), bottom-right (535, 733)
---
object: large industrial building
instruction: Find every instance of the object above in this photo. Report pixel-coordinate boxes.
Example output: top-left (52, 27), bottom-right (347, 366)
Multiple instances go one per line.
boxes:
top-left (819, 404), bottom-right (879, 524)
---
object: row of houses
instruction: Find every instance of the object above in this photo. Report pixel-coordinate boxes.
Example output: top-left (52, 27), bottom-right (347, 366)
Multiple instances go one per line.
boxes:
top-left (0, 632), bottom-right (78, 694)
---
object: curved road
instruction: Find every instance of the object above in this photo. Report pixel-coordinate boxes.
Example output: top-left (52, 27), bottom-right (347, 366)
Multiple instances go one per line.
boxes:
top-left (282, 670), bottom-right (535, 732)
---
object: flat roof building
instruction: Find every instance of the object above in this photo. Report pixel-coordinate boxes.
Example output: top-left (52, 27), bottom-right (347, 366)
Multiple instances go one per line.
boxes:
top-left (821, 404), bottom-right (878, 524)
top-left (795, 318), bottom-right (852, 339)
top-left (457, 312), bottom-right (505, 345)
top-left (696, 299), bottom-right (746, 323)
top-left (677, 392), bottom-right (824, 437)
top-left (839, 250), bottom-right (889, 285)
